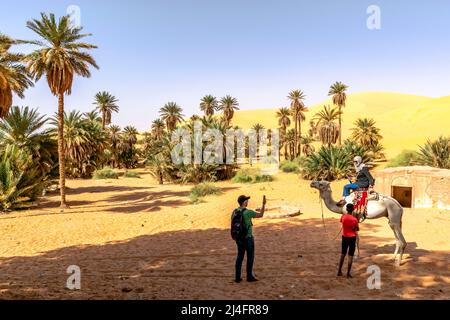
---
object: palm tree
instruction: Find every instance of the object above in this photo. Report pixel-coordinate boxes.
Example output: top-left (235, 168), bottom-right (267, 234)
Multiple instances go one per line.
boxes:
top-left (123, 126), bottom-right (138, 148)
top-left (107, 125), bottom-right (122, 168)
top-left (84, 110), bottom-right (101, 123)
top-left (159, 102), bottom-right (184, 132)
top-left (0, 34), bottom-right (33, 118)
top-left (313, 105), bottom-right (342, 147)
top-left (93, 91), bottom-right (119, 129)
top-left (308, 119), bottom-right (318, 139)
top-left (328, 81), bottom-right (348, 145)
top-left (252, 123), bottom-right (265, 160)
top-left (151, 119), bottom-right (165, 140)
top-left (285, 129), bottom-right (296, 160)
top-left (218, 95), bottom-right (239, 126)
top-left (0, 106), bottom-right (57, 178)
top-left (200, 95), bottom-right (218, 116)
top-left (25, 13), bottom-right (98, 208)
top-left (351, 118), bottom-right (382, 149)
top-left (276, 107), bottom-right (291, 160)
top-left (300, 135), bottom-right (315, 156)
top-left (287, 90), bottom-right (306, 157)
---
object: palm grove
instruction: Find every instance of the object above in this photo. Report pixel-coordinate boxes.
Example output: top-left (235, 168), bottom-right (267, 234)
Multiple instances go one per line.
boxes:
top-left (1, 13), bottom-right (449, 211)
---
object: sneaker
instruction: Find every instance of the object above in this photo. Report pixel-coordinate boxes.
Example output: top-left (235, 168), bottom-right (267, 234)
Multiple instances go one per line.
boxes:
top-left (247, 277), bottom-right (259, 282)
top-left (234, 278), bottom-right (242, 283)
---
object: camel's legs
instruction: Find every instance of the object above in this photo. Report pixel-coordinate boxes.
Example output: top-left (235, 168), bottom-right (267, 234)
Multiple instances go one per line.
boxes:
top-left (389, 223), bottom-right (400, 263)
top-left (393, 224), bottom-right (407, 266)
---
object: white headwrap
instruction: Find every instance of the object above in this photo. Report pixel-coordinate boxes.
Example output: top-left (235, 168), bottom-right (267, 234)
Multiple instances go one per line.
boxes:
top-left (353, 156), bottom-right (365, 172)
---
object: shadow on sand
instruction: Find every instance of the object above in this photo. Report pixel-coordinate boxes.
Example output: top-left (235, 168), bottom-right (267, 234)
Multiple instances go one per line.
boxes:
top-left (0, 218), bottom-right (448, 299)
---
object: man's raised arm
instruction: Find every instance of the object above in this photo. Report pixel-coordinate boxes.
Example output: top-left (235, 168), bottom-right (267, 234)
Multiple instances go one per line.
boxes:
top-left (255, 195), bottom-right (267, 218)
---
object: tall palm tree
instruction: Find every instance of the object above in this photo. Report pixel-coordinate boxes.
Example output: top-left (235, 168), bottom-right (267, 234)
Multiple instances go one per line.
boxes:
top-left (276, 107), bottom-right (291, 160)
top-left (93, 91), bottom-right (119, 129)
top-left (25, 13), bottom-right (98, 208)
top-left (200, 95), bottom-right (218, 117)
top-left (218, 95), bottom-right (239, 126)
top-left (159, 102), bottom-right (184, 133)
top-left (287, 90), bottom-right (306, 157)
top-left (328, 81), bottom-right (348, 146)
top-left (285, 129), bottom-right (296, 160)
top-left (252, 123), bottom-right (265, 158)
top-left (313, 105), bottom-right (341, 147)
top-left (351, 118), bottom-right (382, 149)
top-left (151, 119), bottom-right (165, 140)
top-left (0, 34), bottom-right (33, 118)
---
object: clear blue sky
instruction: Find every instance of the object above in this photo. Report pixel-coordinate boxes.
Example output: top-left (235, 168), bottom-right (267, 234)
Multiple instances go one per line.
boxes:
top-left (1, 0), bottom-right (450, 131)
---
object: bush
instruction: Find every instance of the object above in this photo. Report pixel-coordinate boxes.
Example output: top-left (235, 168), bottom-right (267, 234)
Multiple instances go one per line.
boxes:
top-left (0, 146), bottom-right (44, 211)
top-left (302, 144), bottom-right (374, 181)
top-left (232, 168), bottom-right (274, 184)
top-left (123, 171), bottom-right (141, 178)
top-left (280, 160), bottom-right (300, 173)
top-left (416, 136), bottom-right (450, 169)
top-left (92, 167), bottom-right (119, 179)
top-left (386, 150), bottom-right (420, 168)
top-left (189, 183), bottom-right (222, 203)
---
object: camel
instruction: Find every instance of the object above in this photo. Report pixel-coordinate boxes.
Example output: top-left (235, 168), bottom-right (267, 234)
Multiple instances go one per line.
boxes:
top-left (310, 181), bottom-right (407, 266)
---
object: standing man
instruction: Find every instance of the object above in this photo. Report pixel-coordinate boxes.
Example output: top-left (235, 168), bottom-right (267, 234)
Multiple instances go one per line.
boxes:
top-left (231, 194), bottom-right (266, 283)
top-left (337, 203), bottom-right (359, 278)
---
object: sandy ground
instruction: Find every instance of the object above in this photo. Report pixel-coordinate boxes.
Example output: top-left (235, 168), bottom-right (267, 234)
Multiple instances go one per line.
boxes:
top-left (0, 170), bottom-right (449, 300)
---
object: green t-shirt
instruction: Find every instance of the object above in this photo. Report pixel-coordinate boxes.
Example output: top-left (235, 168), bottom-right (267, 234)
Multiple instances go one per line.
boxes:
top-left (241, 208), bottom-right (257, 238)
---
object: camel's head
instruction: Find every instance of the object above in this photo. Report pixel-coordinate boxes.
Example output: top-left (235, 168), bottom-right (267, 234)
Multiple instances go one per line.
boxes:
top-left (310, 180), bottom-right (331, 192)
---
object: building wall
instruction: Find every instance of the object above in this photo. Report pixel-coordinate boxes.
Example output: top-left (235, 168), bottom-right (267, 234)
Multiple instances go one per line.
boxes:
top-left (374, 171), bottom-right (450, 210)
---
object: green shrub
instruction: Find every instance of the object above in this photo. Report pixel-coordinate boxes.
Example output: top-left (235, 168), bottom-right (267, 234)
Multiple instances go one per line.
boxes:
top-left (189, 183), bottom-right (222, 203)
top-left (280, 160), bottom-right (300, 173)
top-left (232, 168), bottom-right (274, 184)
top-left (417, 136), bottom-right (450, 169)
top-left (123, 171), bottom-right (141, 178)
top-left (302, 144), bottom-right (373, 181)
top-left (0, 145), bottom-right (44, 211)
top-left (92, 167), bottom-right (119, 179)
top-left (386, 150), bottom-right (420, 168)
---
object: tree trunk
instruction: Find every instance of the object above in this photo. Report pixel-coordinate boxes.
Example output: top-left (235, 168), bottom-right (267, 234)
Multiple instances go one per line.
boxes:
top-left (298, 120), bottom-right (302, 157)
top-left (102, 112), bottom-right (106, 130)
top-left (338, 105), bottom-right (342, 146)
top-left (57, 93), bottom-right (68, 209)
top-left (158, 171), bottom-right (163, 185)
top-left (294, 111), bottom-right (298, 157)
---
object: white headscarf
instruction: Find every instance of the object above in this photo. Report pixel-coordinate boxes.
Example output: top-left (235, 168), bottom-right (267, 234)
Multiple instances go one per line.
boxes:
top-left (353, 156), bottom-right (365, 172)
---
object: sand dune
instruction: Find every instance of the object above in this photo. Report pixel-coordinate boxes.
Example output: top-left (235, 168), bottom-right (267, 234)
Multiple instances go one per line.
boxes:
top-left (0, 171), bottom-right (448, 299)
top-left (233, 92), bottom-right (450, 158)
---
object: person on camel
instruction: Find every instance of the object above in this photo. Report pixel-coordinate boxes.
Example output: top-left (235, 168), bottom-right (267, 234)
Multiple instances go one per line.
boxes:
top-left (337, 156), bottom-right (375, 207)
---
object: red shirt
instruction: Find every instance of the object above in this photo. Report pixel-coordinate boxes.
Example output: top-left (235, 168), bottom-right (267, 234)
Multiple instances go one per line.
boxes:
top-left (340, 214), bottom-right (359, 237)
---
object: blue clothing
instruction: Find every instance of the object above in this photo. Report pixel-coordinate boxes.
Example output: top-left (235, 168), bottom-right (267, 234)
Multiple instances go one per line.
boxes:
top-left (343, 183), bottom-right (359, 197)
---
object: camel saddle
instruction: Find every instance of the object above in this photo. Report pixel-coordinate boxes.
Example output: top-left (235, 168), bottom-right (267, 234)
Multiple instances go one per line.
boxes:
top-left (351, 189), bottom-right (379, 222)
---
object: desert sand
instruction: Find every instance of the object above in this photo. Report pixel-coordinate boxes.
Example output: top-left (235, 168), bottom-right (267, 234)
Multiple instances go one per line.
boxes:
top-left (0, 170), bottom-right (448, 300)
top-left (233, 92), bottom-right (450, 158)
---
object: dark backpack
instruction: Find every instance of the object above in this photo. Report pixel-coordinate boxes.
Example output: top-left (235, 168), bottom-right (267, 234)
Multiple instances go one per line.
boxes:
top-left (230, 208), bottom-right (247, 241)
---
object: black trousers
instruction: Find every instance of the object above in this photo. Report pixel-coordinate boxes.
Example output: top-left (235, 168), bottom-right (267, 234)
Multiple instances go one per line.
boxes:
top-left (341, 236), bottom-right (357, 256)
top-left (235, 236), bottom-right (255, 280)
